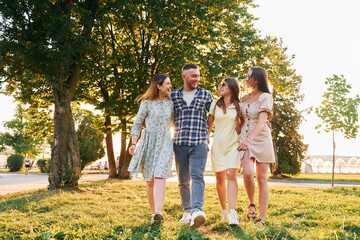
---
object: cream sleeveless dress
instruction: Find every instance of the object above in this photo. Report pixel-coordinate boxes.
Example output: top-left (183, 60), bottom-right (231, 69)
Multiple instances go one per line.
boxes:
top-left (209, 101), bottom-right (242, 172)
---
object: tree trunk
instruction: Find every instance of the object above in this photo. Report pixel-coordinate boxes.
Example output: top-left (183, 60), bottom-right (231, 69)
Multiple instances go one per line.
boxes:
top-left (331, 130), bottom-right (336, 187)
top-left (48, 0), bottom-right (98, 190)
top-left (49, 101), bottom-right (81, 190)
top-left (105, 114), bottom-right (117, 178)
top-left (118, 118), bottom-right (131, 179)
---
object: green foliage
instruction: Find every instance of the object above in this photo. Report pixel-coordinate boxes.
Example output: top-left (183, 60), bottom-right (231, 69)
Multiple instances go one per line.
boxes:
top-left (315, 74), bottom-right (360, 138)
top-left (0, 0), bottom-right (309, 180)
top-left (0, 0), bottom-right (101, 189)
top-left (259, 38), bottom-right (309, 175)
top-left (6, 153), bottom-right (24, 172)
top-left (75, 110), bottom-right (105, 169)
top-left (37, 159), bottom-right (50, 173)
top-left (0, 104), bottom-right (43, 156)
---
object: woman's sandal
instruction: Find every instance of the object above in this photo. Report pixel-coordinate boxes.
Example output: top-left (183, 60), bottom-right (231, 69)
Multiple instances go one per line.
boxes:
top-left (255, 219), bottom-right (266, 225)
top-left (247, 203), bottom-right (257, 219)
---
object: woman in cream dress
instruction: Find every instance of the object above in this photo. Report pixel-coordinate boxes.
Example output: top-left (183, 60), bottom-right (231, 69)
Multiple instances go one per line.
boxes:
top-left (208, 78), bottom-right (242, 226)
top-left (237, 67), bottom-right (275, 225)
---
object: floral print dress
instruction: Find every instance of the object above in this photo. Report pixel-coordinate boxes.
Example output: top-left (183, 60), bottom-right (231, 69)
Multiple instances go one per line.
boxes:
top-left (128, 98), bottom-right (174, 181)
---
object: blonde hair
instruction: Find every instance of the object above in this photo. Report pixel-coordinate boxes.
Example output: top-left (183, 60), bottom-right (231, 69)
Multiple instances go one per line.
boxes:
top-left (135, 74), bottom-right (170, 103)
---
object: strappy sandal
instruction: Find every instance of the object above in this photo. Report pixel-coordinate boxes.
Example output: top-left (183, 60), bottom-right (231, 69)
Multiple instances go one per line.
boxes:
top-left (247, 203), bottom-right (257, 219)
top-left (255, 219), bottom-right (266, 225)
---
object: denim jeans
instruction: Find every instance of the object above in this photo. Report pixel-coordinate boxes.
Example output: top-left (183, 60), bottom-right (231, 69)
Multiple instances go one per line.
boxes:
top-left (174, 143), bottom-right (208, 213)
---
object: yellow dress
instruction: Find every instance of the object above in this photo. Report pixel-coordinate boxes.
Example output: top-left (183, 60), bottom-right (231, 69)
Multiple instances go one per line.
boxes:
top-left (209, 101), bottom-right (241, 172)
top-left (239, 93), bottom-right (275, 163)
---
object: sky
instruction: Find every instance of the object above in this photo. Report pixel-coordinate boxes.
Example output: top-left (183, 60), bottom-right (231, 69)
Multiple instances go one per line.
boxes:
top-left (1, 0), bottom-right (360, 157)
top-left (250, 0), bottom-right (360, 156)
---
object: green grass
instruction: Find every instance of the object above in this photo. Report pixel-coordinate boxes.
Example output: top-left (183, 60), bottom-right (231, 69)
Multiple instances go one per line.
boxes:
top-left (1, 180), bottom-right (360, 239)
top-left (277, 173), bottom-right (360, 183)
top-left (0, 168), bottom-right (41, 173)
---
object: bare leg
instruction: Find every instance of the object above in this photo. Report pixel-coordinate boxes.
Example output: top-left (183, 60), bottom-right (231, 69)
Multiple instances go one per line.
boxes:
top-left (215, 171), bottom-right (227, 210)
top-left (226, 168), bottom-right (239, 210)
top-left (146, 178), bottom-right (155, 214)
top-left (256, 161), bottom-right (269, 222)
top-left (242, 151), bottom-right (256, 217)
top-left (154, 178), bottom-right (166, 213)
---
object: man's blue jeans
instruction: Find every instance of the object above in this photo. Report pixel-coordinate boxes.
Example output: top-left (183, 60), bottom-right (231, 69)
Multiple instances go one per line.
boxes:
top-left (174, 143), bottom-right (208, 213)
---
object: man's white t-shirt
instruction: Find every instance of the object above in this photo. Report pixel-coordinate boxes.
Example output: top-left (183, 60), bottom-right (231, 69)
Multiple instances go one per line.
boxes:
top-left (182, 89), bottom-right (196, 106)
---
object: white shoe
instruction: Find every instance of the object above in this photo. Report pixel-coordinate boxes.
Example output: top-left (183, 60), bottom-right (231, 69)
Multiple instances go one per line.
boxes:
top-left (179, 212), bottom-right (191, 224)
top-left (228, 209), bottom-right (239, 226)
top-left (221, 209), bottom-right (229, 220)
top-left (190, 211), bottom-right (206, 228)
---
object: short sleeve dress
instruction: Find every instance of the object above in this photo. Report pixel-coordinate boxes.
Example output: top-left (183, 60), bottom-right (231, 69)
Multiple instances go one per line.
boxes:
top-left (209, 101), bottom-right (242, 172)
top-left (239, 93), bottom-right (275, 163)
top-left (128, 99), bottom-right (174, 181)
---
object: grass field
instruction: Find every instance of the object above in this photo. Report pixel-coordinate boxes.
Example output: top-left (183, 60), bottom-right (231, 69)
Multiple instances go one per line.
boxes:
top-left (1, 179), bottom-right (359, 239)
top-left (281, 173), bottom-right (360, 183)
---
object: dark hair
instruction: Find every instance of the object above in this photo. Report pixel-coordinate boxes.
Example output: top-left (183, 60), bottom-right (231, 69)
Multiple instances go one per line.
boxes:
top-left (182, 63), bottom-right (199, 72)
top-left (250, 67), bottom-right (270, 93)
top-left (215, 78), bottom-right (242, 123)
top-left (135, 74), bottom-right (170, 103)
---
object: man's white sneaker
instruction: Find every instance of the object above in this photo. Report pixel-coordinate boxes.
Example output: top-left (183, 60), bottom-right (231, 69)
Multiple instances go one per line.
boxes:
top-left (228, 210), bottom-right (239, 226)
top-left (190, 211), bottom-right (206, 228)
top-left (221, 209), bottom-right (229, 220)
top-left (179, 212), bottom-right (191, 224)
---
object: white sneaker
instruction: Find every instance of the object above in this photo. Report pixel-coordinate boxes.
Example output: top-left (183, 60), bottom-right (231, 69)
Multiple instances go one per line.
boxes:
top-left (190, 211), bottom-right (206, 228)
top-left (221, 209), bottom-right (229, 220)
top-left (179, 212), bottom-right (191, 224)
top-left (228, 209), bottom-right (239, 226)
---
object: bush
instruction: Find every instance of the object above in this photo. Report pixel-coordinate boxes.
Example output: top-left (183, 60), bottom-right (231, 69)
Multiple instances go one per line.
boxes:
top-left (7, 154), bottom-right (24, 172)
top-left (37, 159), bottom-right (50, 173)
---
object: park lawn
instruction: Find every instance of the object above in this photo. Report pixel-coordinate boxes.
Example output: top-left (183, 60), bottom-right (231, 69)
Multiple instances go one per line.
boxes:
top-left (0, 180), bottom-right (359, 239)
top-left (279, 173), bottom-right (360, 183)
top-left (0, 168), bottom-right (41, 173)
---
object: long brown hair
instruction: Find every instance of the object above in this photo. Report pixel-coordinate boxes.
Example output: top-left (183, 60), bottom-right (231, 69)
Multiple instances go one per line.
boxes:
top-left (215, 78), bottom-right (242, 123)
top-left (135, 74), bottom-right (170, 103)
top-left (250, 67), bottom-right (270, 93)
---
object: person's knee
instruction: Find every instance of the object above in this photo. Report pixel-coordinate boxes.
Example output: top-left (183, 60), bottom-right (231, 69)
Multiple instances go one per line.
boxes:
top-left (243, 170), bottom-right (254, 180)
top-left (256, 175), bottom-right (267, 185)
top-left (216, 175), bottom-right (226, 185)
top-left (147, 181), bottom-right (154, 188)
top-left (226, 173), bottom-right (238, 182)
top-left (178, 179), bottom-right (190, 188)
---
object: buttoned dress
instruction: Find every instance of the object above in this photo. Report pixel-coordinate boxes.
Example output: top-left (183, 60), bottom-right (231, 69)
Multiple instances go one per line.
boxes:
top-left (128, 99), bottom-right (174, 181)
top-left (239, 93), bottom-right (275, 163)
top-left (209, 101), bottom-right (242, 172)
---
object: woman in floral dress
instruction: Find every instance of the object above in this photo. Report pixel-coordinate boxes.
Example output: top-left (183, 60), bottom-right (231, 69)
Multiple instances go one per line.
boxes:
top-left (128, 74), bottom-right (173, 223)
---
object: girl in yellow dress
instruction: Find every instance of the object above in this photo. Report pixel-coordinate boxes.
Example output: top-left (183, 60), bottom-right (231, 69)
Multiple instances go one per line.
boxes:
top-left (208, 78), bottom-right (242, 226)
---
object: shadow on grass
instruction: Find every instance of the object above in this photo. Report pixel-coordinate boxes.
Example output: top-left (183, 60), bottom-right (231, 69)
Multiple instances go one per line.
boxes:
top-left (0, 189), bottom-right (52, 213)
top-left (324, 186), bottom-right (360, 197)
top-left (117, 222), bottom-right (163, 240)
top-left (254, 224), bottom-right (296, 240)
top-left (176, 226), bottom-right (210, 240)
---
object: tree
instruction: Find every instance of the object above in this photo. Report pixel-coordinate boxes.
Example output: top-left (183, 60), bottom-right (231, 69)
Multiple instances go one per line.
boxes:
top-left (0, 0), bottom-right (100, 189)
top-left (78, 0), bottom-right (265, 179)
top-left (0, 104), bottom-right (42, 157)
top-left (75, 110), bottom-right (105, 170)
top-left (260, 37), bottom-right (310, 176)
top-left (315, 74), bottom-right (360, 187)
